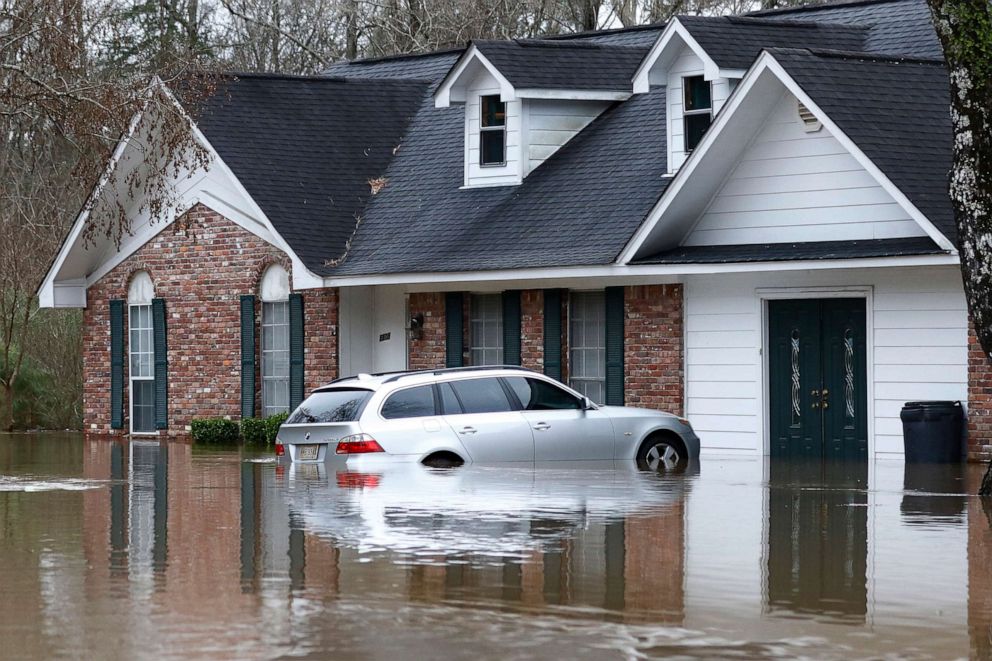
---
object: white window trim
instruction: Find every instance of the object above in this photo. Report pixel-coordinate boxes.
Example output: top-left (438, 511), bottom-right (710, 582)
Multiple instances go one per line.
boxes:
top-left (682, 75), bottom-right (713, 154)
top-left (261, 300), bottom-right (291, 417)
top-left (567, 290), bottom-right (607, 402)
top-left (470, 293), bottom-right (504, 366)
top-left (128, 302), bottom-right (157, 436)
top-left (479, 95), bottom-right (508, 167)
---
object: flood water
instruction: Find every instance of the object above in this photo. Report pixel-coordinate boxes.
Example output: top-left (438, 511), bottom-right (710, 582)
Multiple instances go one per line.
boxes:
top-left (0, 433), bottom-right (988, 660)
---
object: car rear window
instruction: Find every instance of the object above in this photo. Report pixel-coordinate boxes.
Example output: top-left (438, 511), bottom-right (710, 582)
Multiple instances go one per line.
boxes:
top-left (286, 389), bottom-right (372, 424)
top-left (447, 378), bottom-right (513, 414)
top-left (381, 385), bottom-right (436, 419)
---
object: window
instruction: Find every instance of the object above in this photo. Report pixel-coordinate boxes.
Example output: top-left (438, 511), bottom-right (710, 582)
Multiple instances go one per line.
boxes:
top-left (128, 271), bottom-right (155, 433)
top-left (260, 265), bottom-right (290, 417)
top-left (569, 291), bottom-right (606, 404)
top-left (479, 95), bottom-right (506, 166)
top-left (683, 75), bottom-right (712, 152)
top-left (381, 386), bottom-right (437, 419)
top-left (504, 377), bottom-right (582, 411)
top-left (448, 378), bottom-right (513, 414)
top-left (439, 382), bottom-right (463, 414)
top-left (470, 294), bottom-right (503, 366)
top-left (262, 301), bottom-right (290, 416)
top-left (286, 389), bottom-right (372, 424)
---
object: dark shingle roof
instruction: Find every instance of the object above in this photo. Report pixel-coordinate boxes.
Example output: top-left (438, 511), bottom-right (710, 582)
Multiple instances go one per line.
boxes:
top-left (634, 237), bottom-right (945, 264)
top-left (770, 47), bottom-right (955, 243)
top-left (193, 74), bottom-right (429, 273)
top-left (678, 16), bottom-right (869, 70)
top-left (323, 87), bottom-right (671, 276)
top-left (470, 40), bottom-right (648, 91)
top-left (753, 0), bottom-right (942, 59)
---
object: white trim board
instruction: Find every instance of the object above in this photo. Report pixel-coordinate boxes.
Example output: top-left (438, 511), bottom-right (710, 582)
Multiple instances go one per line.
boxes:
top-left (619, 50), bottom-right (957, 265)
top-left (632, 18), bottom-right (743, 94)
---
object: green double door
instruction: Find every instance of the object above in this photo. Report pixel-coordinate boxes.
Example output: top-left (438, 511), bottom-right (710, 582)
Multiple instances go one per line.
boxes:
top-left (768, 299), bottom-right (868, 461)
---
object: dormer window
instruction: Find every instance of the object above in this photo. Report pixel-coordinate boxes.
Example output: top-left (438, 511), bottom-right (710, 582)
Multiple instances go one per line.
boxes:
top-left (480, 95), bottom-right (507, 166)
top-left (683, 76), bottom-right (712, 152)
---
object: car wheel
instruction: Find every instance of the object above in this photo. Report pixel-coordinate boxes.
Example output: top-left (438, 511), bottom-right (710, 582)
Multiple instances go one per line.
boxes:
top-left (637, 437), bottom-right (688, 473)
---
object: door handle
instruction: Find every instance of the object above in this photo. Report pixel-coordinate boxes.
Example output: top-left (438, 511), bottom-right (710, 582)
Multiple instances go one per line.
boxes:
top-left (532, 423), bottom-right (551, 431)
top-left (821, 389), bottom-right (829, 409)
top-left (458, 426), bottom-right (477, 435)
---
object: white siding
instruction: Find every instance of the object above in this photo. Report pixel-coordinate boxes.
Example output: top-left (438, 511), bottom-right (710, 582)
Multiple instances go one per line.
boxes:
top-left (465, 71), bottom-right (522, 187)
top-left (684, 267), bottom-right (968, 456)
top-left (524, 99), bottom-right (609, 174)
top-left (683, 91), bottom-right (924, 247)
top-left (667, 46), bottom-right (732, 174)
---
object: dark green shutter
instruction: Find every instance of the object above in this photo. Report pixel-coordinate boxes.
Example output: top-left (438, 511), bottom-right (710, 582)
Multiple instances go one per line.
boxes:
top-left (110, 299), bottom-right (125, 429)
top-left (605, 286), bottom-right (625, 406)
top-left (152, 298), bottom-right (168, 429)
top-left (502, 290), bottom-right (521, 366)
top-left (240, 295), bottom-right (256, 419)
top-left (543, 289), bottom-right (563, 380)
top-left (289, 293), bottom-right (305, 410)
top-left (445, 292), bottom-right (464, 368)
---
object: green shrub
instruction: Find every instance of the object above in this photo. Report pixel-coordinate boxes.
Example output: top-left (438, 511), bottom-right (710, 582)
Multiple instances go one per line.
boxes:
top-left (239, 412), bottom-right (290, 445)
top-left (191, 418), bottom-right (240, 444)
top-left (240, 417), bottom-right (267, 445)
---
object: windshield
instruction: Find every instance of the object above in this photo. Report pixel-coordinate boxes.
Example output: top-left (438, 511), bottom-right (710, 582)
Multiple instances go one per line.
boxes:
top-left (286, 389), bottom-right (372, 424)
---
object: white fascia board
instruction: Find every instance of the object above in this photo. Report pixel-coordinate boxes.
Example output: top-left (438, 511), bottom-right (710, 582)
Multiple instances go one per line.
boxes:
top-left (514, 89), bottom-right (631, 101)
top-left (632, 18), bottom-right (720, 94)
top-left (323, 253), bottom-right (958, 288)
top-left (434, 45), bottom-right (516, 107)
top-left (618, 51), bottom-right (957, 264)
top-left (760, 55), bottom-right (957, 253)
top-left (619, 52), bottom-right (770, 264)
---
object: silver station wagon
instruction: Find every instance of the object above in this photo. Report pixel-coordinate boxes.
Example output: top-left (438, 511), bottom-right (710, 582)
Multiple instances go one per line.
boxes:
top-left (276, 366), bottom-right (700, 471)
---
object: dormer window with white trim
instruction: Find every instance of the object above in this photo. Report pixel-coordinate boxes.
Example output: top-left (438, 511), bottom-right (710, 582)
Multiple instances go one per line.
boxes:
top-left (480, 95), bottom-right (507, 166)
top-left (683, 75), bottom-right (712, 152)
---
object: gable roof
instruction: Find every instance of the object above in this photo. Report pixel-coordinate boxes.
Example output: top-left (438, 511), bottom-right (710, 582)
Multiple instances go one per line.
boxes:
top-left (471, 40), bottom-right (649, 92)
top-left (193, 73), bottom-right (430, 273)
top-left (770, 47), bottom-right (955, 243)
top-left (677, 16), bottom-right (869, 70)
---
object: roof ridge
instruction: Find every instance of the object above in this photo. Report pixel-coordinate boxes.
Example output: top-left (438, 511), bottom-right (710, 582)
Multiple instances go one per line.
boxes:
top-left (219, 71), bottom-right (434, 86)
top-left (334, 46), bottom-right (464, 67)
top-left (722, 15), bottom-right (870, 29)
top-left (747, 0), bottom-right (914, 17)
top-left (769, 46), bottom-right (944, 65)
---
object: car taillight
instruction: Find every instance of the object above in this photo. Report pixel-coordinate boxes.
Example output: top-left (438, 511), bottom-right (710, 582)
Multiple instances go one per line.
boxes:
top-left (275, 443), bottom-right (285, 457)
top-left (335, 433), bottom-right (384, 455)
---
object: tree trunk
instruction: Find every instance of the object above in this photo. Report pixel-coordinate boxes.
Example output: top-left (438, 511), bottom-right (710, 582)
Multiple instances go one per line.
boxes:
top-left (926, 0), bottom-right (992, 493)
top-left (1, 382), bottom-right (13, 432)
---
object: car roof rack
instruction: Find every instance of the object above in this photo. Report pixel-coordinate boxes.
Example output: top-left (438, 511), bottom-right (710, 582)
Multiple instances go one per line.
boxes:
top-left (381, 365), bottom-right (534, 384)
top-left (326, 369), bottom-right (411, 385)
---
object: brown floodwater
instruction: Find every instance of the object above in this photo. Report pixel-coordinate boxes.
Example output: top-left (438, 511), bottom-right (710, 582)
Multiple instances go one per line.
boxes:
top-left (0, 432), bottom-right (987, 660)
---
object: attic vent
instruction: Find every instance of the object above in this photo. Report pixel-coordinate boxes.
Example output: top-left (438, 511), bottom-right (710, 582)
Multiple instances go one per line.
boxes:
top-left (797, 100), bottom-right (822, 133)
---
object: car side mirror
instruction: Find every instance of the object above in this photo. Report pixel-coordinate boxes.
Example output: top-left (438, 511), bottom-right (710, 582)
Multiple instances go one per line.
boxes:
top-left (581, 397), bottom-right (595, 410)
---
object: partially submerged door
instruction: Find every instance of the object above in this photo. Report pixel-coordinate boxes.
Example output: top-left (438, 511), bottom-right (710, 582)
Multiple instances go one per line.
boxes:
top-left (768, 299), bottom-right (867, 460)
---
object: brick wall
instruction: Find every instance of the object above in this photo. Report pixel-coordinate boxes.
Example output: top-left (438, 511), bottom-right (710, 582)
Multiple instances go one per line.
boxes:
top-left (405, 285), bottom-right (685, 414)
top-left (624, 284), bottom-right (684, 416)
top-left (520, 290), bottom-right (544, 372)
top-left (408, 292), bottom-right (446, 371)
top-left (969, 323), bottom-right (992, 462)
top-left (83, 204), bottom-right (337, 436)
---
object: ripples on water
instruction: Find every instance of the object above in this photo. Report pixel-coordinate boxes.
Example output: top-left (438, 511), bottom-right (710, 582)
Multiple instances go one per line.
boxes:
top-left (0, 433), bottom-right (985, 660)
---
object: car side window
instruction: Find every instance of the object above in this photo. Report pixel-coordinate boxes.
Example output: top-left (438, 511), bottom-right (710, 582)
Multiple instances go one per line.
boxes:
top-left (503, 376), bottom-right (582, 411)
top-left (381, 385), bottom-right (436, 419)
top-left (448, 378), bottom-right (513, 414)
top-left (439, 382), bottom-right (463, 415)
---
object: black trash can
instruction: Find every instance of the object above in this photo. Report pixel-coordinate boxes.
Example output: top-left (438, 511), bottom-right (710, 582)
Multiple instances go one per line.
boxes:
top-left (900, 401), bottom-right (964, 463)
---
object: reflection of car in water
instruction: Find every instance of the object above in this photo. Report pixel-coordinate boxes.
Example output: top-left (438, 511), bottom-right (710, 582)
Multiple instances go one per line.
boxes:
top-left (276, 366), bottom-right (700, 471)
top-left (284, 462), bottom-right (695, 558)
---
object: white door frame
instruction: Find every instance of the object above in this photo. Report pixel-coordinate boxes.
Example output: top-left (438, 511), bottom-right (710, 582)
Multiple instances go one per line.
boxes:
top-left (756, 286), bottom-right (875, 464)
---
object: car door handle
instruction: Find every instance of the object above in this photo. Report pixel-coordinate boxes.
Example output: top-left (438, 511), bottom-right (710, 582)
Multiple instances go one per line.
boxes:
top-left (458, 426), bottom-right (477, 435)
top-left (532, 423), bottom-right (551, 431)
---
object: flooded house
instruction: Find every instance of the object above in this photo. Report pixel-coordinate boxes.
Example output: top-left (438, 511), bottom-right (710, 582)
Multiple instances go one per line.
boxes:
top-left (38, 0), bottom-right (981, 464)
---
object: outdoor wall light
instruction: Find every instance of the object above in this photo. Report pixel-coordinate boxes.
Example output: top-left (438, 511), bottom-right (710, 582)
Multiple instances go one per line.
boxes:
top-left (409, 312), bottom-right (425, 340)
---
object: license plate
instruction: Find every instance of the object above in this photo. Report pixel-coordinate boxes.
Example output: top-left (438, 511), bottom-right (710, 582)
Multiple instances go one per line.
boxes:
top-left (296, 444), bottom-right (320, 461)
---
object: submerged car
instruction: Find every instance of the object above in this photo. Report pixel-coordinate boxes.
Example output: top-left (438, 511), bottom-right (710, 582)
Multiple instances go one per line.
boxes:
top-left (275, 366), bottom-right (699, 471)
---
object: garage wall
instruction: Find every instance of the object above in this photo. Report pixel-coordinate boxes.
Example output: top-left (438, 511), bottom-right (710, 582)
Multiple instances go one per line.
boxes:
top-left (684, 266), bottom-right (968, 456)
